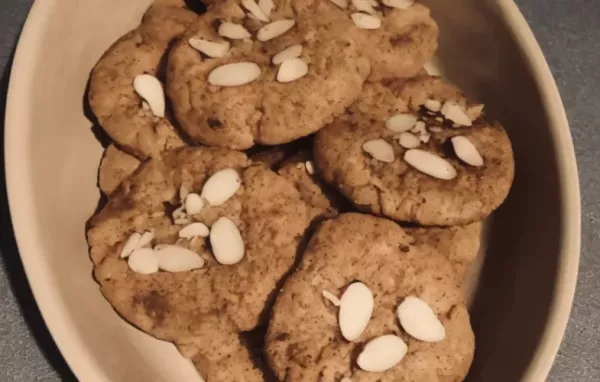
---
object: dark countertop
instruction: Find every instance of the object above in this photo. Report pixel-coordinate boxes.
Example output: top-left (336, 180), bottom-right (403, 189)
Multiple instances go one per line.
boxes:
top-left (0, 0), bottom-right (598, 381)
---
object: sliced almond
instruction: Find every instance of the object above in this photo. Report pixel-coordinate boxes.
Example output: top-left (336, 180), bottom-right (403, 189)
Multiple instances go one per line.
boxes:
top-left (174, 218), bottom-right (192, 225)
top-left (397, 132), bottom-right (420, 149)
top-left (305, 160), bottom-right (315, 175)
top-left (277, 58), bottom-right (308, 83)
top-left (242, 0), bottom-right (270, 22)
top-left (322, 290), bottom-right (341, 307)
top-left (419, 133), bottom-right (431, 143)
top-left (137, 231), bottom-right (155, 248)
top-left (351, 13), bottom-right (381, 29)
top-left (382, 0), bottom-right (414, 9)
top-left (397, 296), bottom-right (446, 342)
top-left (404, 149), bottom-right (457, 180)
top-left (424, 99), bottom-right (442, 112)
top-left (451, 136), bottom-right (484, 166)
top-left (339, 282), bottom-right (374, 341)
top-left (142, 101), bottom-right (150, 110)
top-left (208, 62), bottom-right (261, 87)
top-left (179, 185), bottom-right (190, 202)
top-left (386, 113), bottom-right (417, 133)
top-left (179, 222), bottom-right (210, 239)
top-left (351, 0), bottom-right (379, 15)
top-left (357, 335), bottom-right (408, 372)
top-left (362, 139), bottom-right (395, 163)
top-left (327, 0), bottom-right (348, 8)
top-left (257, 19), bottom-right (296, 42)
top-left (133, 74), bottom-right (165, 118)
top-left (127, 248), bottom-right (159, 274)
top-left (120, 232), bottom-right (141, 258)
top-left (201, 168), bottom-right (242, 206)
top-left (258, 0), bottom-right (275, 17)
top-left (185, 193), bottom-right (205, 215)
top-left (272, 44), bottom-right (303, 65)
top-left (210, 217), bottom-right (245, 265)
top-left (411, 121), bottom-right (426, 134)
top-left (441, 101), bottom-right (472, 126)
top-left (172, 205), bottom-right (186, 220)
top-left (154, 245), bottom-right (205, 272)
top-left (218, 22), bottom-right (252, 40)
top-left (188, 38), bottom-right (230, 58)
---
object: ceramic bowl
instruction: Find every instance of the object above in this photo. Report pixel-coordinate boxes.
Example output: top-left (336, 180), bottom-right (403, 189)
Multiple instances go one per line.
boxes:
top-left (5, 0), bottom-right (580, 381)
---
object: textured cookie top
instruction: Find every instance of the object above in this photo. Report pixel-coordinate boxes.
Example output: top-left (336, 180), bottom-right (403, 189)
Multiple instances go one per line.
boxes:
top-left (167, 0), bottom-right (371, 150)
top-left (266, 213), bottom-right (475, 381)
top-left (88, 3), bottom-right (197, 159)
top-left (314, 76), bottom-right (515, 226)
top-left (87, 147), bottom-right (315, 381)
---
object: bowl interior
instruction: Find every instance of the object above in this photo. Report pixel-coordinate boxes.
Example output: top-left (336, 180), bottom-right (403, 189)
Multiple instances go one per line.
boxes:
top-left (6, 0), bottom-right (575, 381)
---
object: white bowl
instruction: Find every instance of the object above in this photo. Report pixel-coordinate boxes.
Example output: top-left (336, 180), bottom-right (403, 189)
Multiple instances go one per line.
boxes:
top-left (5, 0), bottom-right (580, 381)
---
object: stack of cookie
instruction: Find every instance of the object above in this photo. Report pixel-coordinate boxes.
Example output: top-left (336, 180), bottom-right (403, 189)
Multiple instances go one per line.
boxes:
top-left (86, 0), bottom-right (515, 381)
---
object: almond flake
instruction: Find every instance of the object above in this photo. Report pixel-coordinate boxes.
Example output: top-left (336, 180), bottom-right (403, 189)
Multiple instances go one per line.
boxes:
top-left (179, 185), bottom-right (190, 201)
top-left (188, 38), bottom-right (230, 58)
top-left (305, 160), bottom-right (315, 175)
top-left (133, 74), bottom-right (165, 118)
top-left (351, 0), bottom-right (379, 15)
top-left (272, 44), bottom-right (303, 65)
top-left (127, 248), bottom-right (159, 274)
top-left (397, 132), bottom-right (420, 149)
top-left (208, 62), bottom-right (261, 87)
top-left (451, 136), bottom-right (484, 166)
top-left (185, 193), bottom-right (205, 215)
top-left (419, 133), bottom-right (431, 143)
top-left (142, 101), bottom-right (150, 110)
top-left (257, 19), bottom-right (296, 42)
top-left (210, 217), bottom-right (245, 265)
top-left (362, 139), bottom-right (394, 163)
top-left (172, 205), bottom-right (186, 220)
top-left (179, 222), bottom-right (210, 239)
top-left (397, 296), bottom-right (446, 342)
top-left (327, 0), bottom-right (348, 8)
top-left (423, 60), bottom-right (441, 76)
top-left (424, 99), bottom-right (442, 112)
top-left (154, 245), bottom-right (205, 272)
top-left (242, 0), bottom-right (270, 22)
top-left (174, 218), bottom-right (192, 225)
top-left (339, 282), bottom-right (374, 341)
top-left (120, 233), bottom-right (142, 258)
top-left (404, 149), bottom-right (457, 180)
top-left (386, 113), bottom-right (417, 132)
top-left (411, 121), bottom-right (426, 134)
top-left (258, 0), bottom-right (275, 16)
top-left (201, 168), bottom-right (242, 206)
top-left (351, 13), bottom-right (381, 29)
top-left (277, 58), bottom-right (308, 83)
top-left (137, 231), bottom-right (155, 248)
top-left (218, 22), bottom-right (252, 40)
top-left (382, 0), bottom-right (414, 9)
top-left (441, 101), bottom-right (472, 126)
top-left (322, 290), bottom-right (341, 306)
top-left (357, 335), bottom-right (408, 372)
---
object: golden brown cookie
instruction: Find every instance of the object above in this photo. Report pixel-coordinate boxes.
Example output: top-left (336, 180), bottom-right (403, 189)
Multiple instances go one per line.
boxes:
top-left (87, 147), bottom-right (315, 381)
top-left (314, 76), bottom-right (515, 226)
top-left (98, 144), bottom-right (142, 195)
top-left (88, 2), bottom-right (197, 160)
top-left (166, 0), bottom-right (370, 150)
top-left (266, 213), bottom-right (475, 381)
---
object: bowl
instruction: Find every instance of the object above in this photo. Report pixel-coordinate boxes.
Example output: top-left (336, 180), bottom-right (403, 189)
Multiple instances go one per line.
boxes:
top-left (5, 0), bottom-right (580, 381)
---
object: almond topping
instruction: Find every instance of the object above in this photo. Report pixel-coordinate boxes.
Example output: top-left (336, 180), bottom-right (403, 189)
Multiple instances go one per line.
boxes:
top-left (357, 335), bottom-right (408, 372)
top-left (451, 136), bottom-right (484, 166)
top-left (218, 22), bottom-right (252, 39)
top-left (362, 139), bottom-right (395, 163)
top-left (339, 282), bottom-right (374, 341)
top-left (397, 296), bottom-right (446, 342)
top-left (404, 149), bottom-right (457, 180)
top-left (188, 38), bottom-right (230, 58)
top-left (208, 62), bottom-right (261, 87)
top-left (133, 74), bottom-right (165, 117)
top-left (257, 19), bottom-right (296, 42)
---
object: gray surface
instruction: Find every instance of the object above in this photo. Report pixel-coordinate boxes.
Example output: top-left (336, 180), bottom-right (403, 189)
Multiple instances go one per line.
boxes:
top-left (0, 0), bottom-right (598, 381)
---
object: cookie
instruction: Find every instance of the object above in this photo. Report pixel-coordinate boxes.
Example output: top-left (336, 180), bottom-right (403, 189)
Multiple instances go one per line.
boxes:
top-left (406, 222), bottom-right (482, 283)
top-left (266, 213), bottom-right (475, 381)
top-left (166, 0), bottom-right (370, 150)
top-left (98, 144), bottom-right (141, 195)
top-left (88, 2), bottom-right (196, 160)
top-left (314, 76), bottom-right (515, 226)
top-left (87, 147), bottom-right (315, 380)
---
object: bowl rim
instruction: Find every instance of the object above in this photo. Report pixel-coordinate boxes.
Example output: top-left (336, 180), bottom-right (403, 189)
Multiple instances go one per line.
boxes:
top-left (4, 0), bottom-right (581, 381)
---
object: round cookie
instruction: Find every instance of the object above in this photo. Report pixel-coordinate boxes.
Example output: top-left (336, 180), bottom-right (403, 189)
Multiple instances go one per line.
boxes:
top-left (98, 144), bottom-right (142, 195)
top-left (314, 75), bottom-right (515, 226)
top-left (405, 222), bottom-right (482, 283)
top-left (87, 147), bottom-right (315, 380)
top-left (166, 0), bottom-right (370, 150)
top-left (88, 2), bottom-right (197, 160)
top-left (266, 213), bottom-right (475, 381)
